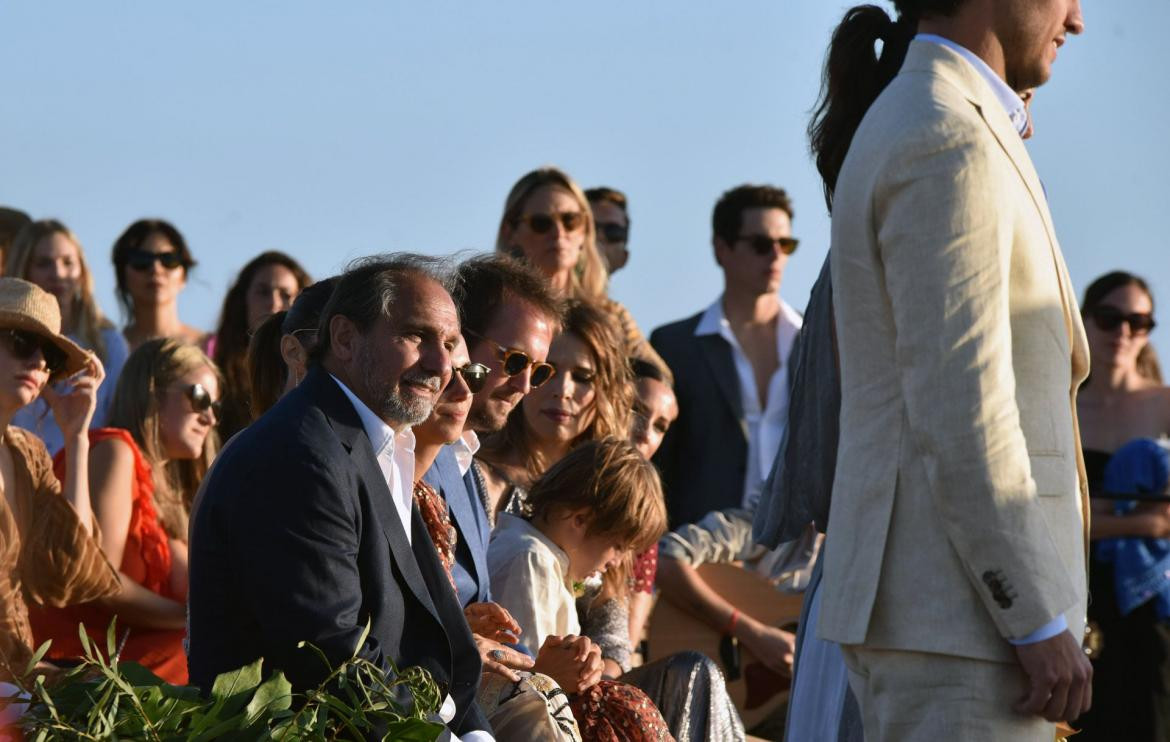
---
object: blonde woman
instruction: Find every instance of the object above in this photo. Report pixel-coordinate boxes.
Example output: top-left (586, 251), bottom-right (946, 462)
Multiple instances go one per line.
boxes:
top-left (30, 338), bottom-right (221, 685)
top-left (496, 167), bottom-right (664, 372)
top-left (7, 219), bottom-right (130, 454)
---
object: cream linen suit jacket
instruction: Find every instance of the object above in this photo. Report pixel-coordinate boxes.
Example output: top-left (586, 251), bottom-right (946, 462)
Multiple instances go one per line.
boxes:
top-left (819, 40), bottom-right (1090, 664)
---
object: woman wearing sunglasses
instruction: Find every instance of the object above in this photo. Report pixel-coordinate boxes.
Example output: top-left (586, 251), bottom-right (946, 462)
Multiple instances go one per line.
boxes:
top-left (1074, 271), bottom-right (1170, 739)
top-left (0, 278), bottom-right (119, 683)
top-left (210, 251), bottom-right (312, 441)
top-left (111, 219), bottom-right (205, 353)
top-left (496, 167), bottom-right (665, 373)
top-left (6, 219), bottom-right (130, 455)
top-left (31, 338), bottom-right (221, 685)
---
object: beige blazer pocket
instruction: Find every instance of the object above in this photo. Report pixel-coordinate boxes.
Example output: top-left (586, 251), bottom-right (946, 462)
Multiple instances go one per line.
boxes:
top-left (1030, 453), bottom-right (1072, 497)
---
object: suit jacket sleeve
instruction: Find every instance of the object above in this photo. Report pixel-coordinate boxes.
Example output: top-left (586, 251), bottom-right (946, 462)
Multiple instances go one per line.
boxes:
top-left (232, 453), bottom-right (385, 690)
top-left (875, 131), bottom-right (1078, 640)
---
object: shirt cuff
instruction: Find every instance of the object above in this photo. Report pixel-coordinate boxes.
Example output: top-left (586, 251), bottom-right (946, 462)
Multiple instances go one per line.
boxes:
top-left (460, 732), bottom-right (496, 742)
top-left (1006, 615), bottom-right (1068, 646)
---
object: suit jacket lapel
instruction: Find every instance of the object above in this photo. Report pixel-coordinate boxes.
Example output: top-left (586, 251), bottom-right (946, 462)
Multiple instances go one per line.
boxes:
top-left (311, 368), bottom-right (443, 625)
top-left (433, 448), bottom-right (491, 600)
top-left (696, 333), bottom-right (748, 440)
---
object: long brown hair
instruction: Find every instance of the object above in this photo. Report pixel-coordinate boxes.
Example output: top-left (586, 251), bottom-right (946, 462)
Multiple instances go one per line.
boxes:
top-left (108, 338), bottom-right (222, 539)
top-left (1082, 271), bottom-right (1162, 384)
top-left (809, 2), bottom-right (963, 210)
top-left (480, 300), bottom-right (634, 481)
top-left (213, 251), bottom-right (311, 439)
top-left (7, 219), bottom-right (115, 363)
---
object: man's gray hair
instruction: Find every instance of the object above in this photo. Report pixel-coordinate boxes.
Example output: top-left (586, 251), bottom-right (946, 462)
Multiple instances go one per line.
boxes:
top-left (311, 253), bottom-right (456, 361)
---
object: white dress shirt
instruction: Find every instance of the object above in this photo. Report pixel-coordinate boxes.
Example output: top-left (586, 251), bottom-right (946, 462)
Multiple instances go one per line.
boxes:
top-left (914, 35), bottom-right (1066, 648)
top-left (694, 294), bottom-right (803, 512)
top-left (331, 376), bottom-right (494, 742)
top-left (453, 430), bottom-right (480, 477)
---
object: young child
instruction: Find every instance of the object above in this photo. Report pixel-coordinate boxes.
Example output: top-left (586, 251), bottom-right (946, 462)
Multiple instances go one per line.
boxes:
top-left (489, 437), bottom-right (673, 742)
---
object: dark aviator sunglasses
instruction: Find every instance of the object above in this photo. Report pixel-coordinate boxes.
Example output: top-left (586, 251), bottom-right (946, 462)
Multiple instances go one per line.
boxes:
top-left (596, 221), bottom-right (629, 244)
top-left (185, 383), bottom-right (223, 419)
top-left (455, 362), bottom-right (491, 394)
top-left (517, 211), bottom-right (586, 235)
top-left (0, 329), bottom-right (67, 375)
top-left (463, 329), bottom-right (556, 388)
top-left (737, 234), bottom-right (799, 256)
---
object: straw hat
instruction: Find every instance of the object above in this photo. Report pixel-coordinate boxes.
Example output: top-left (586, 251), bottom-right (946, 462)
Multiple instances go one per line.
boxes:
top-left (0, 278), bottom-right (90, 377)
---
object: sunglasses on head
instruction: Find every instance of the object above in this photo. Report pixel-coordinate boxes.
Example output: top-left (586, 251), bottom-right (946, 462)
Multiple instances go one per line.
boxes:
top-left (126, 249), bottom-right (185, 272)
top-left (185, 383), bottom-right (223, 419)
top-left (517, 211), bottom-right (586, 235)
top-left (1089, 305), bottom-right (1157, 335)
top-left (455, 362), bottom-right (490, 394)
top-left (463, 328), bottom-right (556, 388)
top-left (0, 329), bottom-right (67, 375)
top-left (596, 221), bottom-right (629, 244)
top-left (737, 234), bottom-right (799, 256)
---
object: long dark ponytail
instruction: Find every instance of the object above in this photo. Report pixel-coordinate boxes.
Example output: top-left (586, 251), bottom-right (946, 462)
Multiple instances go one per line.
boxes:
top-left (809, 2), bottom-right (963, 211)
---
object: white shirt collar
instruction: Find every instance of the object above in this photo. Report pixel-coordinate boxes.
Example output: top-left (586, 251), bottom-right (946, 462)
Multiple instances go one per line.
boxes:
top-left (452, 430), bottom-right (480, 477)
top-left (916, 34), bottom-right (1029, 136)
top-left (694, 294), bottom-right (802, 340)
top-left (330, 373), bottom-right (417, 543)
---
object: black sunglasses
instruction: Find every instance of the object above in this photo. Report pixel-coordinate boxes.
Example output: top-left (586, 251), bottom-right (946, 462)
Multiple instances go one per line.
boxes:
top-left (517, 211), bottom-right (586, 235)
top-left (455, 362), bottom-right (491, 394)
top-left (463, 329), bottom-right (556, 388)
top-left (127, 249), bottom-right (185, 272)
top-left (0, 329), bottom-right (67, 376)
top-left (1090, 305), bottom-right (1157, 335)
top-left (596, 221), bottom-right (629, 244)
top-left (737, 234), bottom-right (799, 256)
top-left (185, 383), bottom-right (223, 419)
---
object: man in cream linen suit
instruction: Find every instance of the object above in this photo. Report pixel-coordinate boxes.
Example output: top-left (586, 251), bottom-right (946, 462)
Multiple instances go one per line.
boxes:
top-left (819, 1), bottom-right (1092, 739)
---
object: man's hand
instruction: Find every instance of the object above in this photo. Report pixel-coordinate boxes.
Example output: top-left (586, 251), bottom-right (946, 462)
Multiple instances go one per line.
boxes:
top-left (737, 617), bottom-right (796, 675)
top-left (1013, 629), bottom-right (1092, 722)
top-left (472, 633), bottom-right (533, 682)
top-left (464, 601), bottom-right (521, 643)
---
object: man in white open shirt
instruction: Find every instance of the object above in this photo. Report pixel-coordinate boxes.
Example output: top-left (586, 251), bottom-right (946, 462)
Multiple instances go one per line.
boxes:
top-left (189, 255), bottom-right (494, 741)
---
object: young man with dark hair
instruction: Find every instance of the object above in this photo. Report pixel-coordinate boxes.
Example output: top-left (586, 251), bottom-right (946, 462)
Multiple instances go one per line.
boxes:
top-left (651, 184), bottom-right (802, 528)
top-left (585, 187), bottom-right (630, 275)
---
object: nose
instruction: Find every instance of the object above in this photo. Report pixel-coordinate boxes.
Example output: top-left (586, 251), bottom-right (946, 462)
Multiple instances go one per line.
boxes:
top-left (1067, 0), bottom-right (1085, 34)
top-left (422, 341), bottom-right (453, 385)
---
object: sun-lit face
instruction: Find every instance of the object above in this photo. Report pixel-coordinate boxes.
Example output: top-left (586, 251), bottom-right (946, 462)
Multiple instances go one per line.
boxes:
top-left (996, 0), bottom-right (1085, 92)
top-left (28, 232), bottom-right (84, 319)
top-left (568, 524), bottom-right (627, 583)
top-left (630, 377), bottom-right (678, 460)
top-left (466, 299), bottom-right (556, 433)
top-left (414, 339), bottom-right (473, 447)
top-left (505, 185), bottom-right (586, 282)
top-left (246, 263), bottom-right (301, 332)
top-left (521, 332), bottom-right (596, 446)
top-left (123, 231), bottom-right (187, 310)
top-left (158, 365), bottom-right (219, 461)
top-left (1084, 283), bottom-right (1154, 373)
top-left (715, 207), bottom-right (792, 297)
top-left (591, 199), bottom-right (629, 274)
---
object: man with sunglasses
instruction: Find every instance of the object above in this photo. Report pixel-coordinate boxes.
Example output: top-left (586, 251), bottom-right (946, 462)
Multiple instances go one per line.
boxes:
top-left (189, 254), bottom-right (494, 740)
top-left (586, 187), bottom-right (631, 275)
top-left (650, 184), bottom-right (803, 529)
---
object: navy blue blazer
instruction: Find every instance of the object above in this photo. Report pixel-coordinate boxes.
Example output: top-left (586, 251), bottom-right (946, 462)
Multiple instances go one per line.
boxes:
top-left (422, 446), bottom-right (492, 607)
top-left (188, 366), bottom-right (489, 736)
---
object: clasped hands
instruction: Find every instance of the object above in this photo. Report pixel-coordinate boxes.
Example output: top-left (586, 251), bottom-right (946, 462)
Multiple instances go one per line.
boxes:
top-left (464, 601), bottom-right (603, 691)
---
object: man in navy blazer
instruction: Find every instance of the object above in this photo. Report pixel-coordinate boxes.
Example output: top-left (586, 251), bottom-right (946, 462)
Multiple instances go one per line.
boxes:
top-left (188, 255), bottom-right (491, 739)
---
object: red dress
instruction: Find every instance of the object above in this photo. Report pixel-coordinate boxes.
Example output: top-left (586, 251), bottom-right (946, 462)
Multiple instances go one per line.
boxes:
top-left (29, 428), bottom-right (188, 684)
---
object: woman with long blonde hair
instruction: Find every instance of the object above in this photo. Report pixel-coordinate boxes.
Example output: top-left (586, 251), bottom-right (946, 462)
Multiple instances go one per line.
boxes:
top-left (495, 167), bottom-right (664, 371)
top-left (7, 219), bottom-right (130, 453)
top-left (30, 338), bottom-right (221, 685)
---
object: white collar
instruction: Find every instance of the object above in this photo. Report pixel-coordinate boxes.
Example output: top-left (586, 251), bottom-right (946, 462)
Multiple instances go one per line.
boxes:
top-left (496, 513), bottom-right (574, 590)
top-left (329, 373), bottom-right (416, 459)
top-left (452, 430), bottom-right (480, 477)
top-left (916, 34), bottom-right (1029, 136)
top-left (694, 294), bottom-right (802, 339)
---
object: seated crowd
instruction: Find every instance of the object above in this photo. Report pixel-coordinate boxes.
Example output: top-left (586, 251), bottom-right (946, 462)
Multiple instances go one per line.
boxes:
top-left (0, 164), bottom-right (1158, 742)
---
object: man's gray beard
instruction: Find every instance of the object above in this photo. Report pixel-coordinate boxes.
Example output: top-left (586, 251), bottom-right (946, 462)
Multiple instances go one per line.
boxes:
top-left (358, 351), bottom-right (436, 427)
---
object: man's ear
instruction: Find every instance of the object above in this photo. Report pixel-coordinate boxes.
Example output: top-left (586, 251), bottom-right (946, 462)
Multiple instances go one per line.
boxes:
top-left (328, 314), bottom-right (359, 363)
top-left (713, 236), bottom-right (731, 268)
top-left (280, 334), bottom-right (306, 368)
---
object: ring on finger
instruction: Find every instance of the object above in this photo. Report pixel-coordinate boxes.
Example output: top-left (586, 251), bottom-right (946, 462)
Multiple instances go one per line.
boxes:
top-left (489, 649), bottom-right (506, 661)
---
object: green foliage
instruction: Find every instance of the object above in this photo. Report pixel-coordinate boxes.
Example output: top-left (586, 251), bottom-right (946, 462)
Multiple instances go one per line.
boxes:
top-left (5, 620), bottom-right (444, 741)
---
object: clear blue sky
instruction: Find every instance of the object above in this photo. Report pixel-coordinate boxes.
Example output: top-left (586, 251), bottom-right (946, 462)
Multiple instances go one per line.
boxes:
top-left (2, 1), bottom-right (1166, 353)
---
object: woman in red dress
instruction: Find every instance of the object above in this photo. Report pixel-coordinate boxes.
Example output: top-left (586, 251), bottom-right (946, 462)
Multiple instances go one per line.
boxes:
top-left (31, 337), bottom-right (220, 684)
